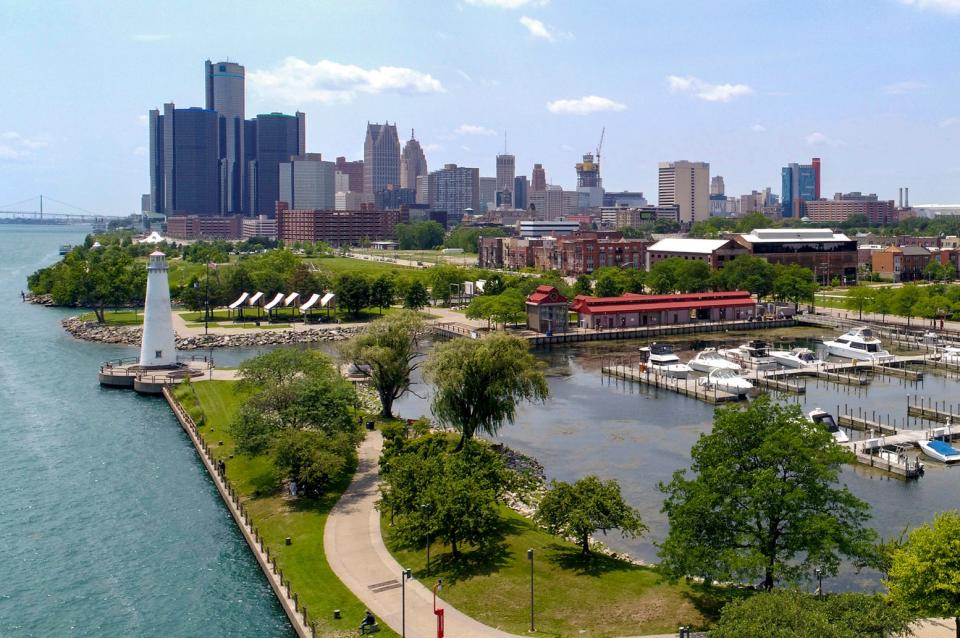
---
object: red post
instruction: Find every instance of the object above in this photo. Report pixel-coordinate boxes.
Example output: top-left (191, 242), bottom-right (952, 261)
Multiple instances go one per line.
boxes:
top-left (433, 580), bottom-right (444, 638)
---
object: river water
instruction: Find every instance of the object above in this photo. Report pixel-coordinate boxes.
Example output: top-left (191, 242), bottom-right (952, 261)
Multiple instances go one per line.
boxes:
top-left (0, 226), bottom-right (293, 637)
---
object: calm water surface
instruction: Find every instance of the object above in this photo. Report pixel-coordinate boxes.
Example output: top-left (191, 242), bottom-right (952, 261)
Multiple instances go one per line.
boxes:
top-left (0, 226), bottom-right (293, 637)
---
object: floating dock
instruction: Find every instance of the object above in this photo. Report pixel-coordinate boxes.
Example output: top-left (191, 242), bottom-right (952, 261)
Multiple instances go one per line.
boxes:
top-left (601, 364), bottom-right (739, 404)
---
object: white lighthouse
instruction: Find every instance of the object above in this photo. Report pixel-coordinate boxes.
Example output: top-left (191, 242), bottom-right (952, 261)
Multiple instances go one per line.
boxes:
top-left (138, 251), bottom-right (177, 368)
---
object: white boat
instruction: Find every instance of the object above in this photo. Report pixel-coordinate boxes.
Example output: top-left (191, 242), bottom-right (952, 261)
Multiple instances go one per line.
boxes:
top-left (770, 347), bottom-right (824, 369)
top-left (639, 343), bottom-right (693, 379)
top-left (918, 331), bottom-right (942, 346)
top-left (939, 346), bottom-right (960, 365)
top-left (718, 340), bottom-right (776, 370)
top-left (688, 348), bottom-right (742, 373)
top-left (698, 368), bottom-right (753, 396)
top-left (918, 439), bottom-right (960, 464)
top-left (822, 327), bottom-right (894, 363)
top-left (807, 408), bottom-right (849, 444)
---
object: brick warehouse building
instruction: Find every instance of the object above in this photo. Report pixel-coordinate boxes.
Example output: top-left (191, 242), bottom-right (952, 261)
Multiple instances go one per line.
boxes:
top-left (570, 290), bottom-right (756, 330)
top-left (166, 214), bottom-right (243, 240)
top-left (276, 203), bottom-right (407, 246)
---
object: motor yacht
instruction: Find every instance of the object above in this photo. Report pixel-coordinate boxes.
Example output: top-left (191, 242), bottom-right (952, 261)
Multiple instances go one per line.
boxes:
top-left (697, 368), bottom-right (753, 396)
top-left (807, 408), bottom-right (849, 444)
top-left (939, 346), bottom-right (960, 365)
top-left (822, 327), bottom-right (894, 362)
top-left (769, 347), bottom-right (824, 369)
top-left (718, 340), bottom-right (776, 370)
top-left (639, 343), bottom-right (693, 379)
top-left (688, 348), bottom-right (742, 373)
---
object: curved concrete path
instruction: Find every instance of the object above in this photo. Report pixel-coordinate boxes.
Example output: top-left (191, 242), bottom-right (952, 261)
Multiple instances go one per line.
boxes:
top-left (324, 431), bottom-right (521, 638)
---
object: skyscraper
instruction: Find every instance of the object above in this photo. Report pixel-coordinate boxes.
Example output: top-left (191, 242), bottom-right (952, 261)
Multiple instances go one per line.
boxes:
top-left (205, 60), bottom-right (246, 214)
top-left (335, 156), bottom-right (364, 193)
top-left (279, 154), bottom-right (336, 210)
top-left (496, 154), bottom-right (516, 193)
top-left (575, 153), bottom-right (603, 208)
top-left (400, 130), bottom-right (428, 192)
top-left (149, 103), bottom-right (221, 215)
top-left (658, 161), bottom-right (709, 224)
top-left (247, 112), bottom-right (305, 216)
top-left (363, 122), bottom-right (401, 196)
top-left (428, 164), bottom-right (480, 225)
top-left (781, 160), bottom-right (818, 218)
top-left (531, 163), bottom-right (547, 191)
top-left (513, 175), bottom-right (529, 211)
top-left (710, 175), bottom-right (725, 196)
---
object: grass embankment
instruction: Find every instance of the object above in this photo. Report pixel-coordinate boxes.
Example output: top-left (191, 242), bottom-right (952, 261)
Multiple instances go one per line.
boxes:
top-left (174, 380), bottom-right (398, 638)
top-left (384, 505), bottom-right (738, 636)
top-left (307, 256), bottom-right (426, 279)
top-left (77, 309), bottom-right (143, 325)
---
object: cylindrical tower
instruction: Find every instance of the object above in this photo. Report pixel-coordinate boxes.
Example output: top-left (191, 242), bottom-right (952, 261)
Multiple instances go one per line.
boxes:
top-left (138, 251), bottom-right (177, 368)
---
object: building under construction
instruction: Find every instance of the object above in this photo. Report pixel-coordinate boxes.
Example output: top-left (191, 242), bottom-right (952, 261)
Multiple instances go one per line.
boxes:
top-left (576, 153), bottom-right (604, 208)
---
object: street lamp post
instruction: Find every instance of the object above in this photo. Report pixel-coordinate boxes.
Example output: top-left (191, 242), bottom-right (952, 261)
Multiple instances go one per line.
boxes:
top-left (401, 568), bottom-right (412, 638)
top-left (527, 548), bottom-right (534, 632)
top-left (421, 504), bottom-right (431, 574)
top-left (815, 567), bottom-right (823, 598)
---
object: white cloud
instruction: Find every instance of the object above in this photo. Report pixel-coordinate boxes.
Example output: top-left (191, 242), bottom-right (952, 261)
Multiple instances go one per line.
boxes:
top-left (546, 95), bottom-right (626, 115)
top-left (132, 34), bottom-right (170, 41)
top-left (939, 117), bottom-right (959, 128)
top-left (464, 0), bottom-right (548, 8)
top-left (751, 124), bottom-right (767, 132)
top-left (899, 0), bottom-right (960, 12)
top-left (0, 131), bottom-right (48, 161)
top-left (249, 57), bottom-right (445, 105)
top-left (884, 81), bottom-right (927, 95)
top-left (519, 16), bottom-right (556, 40)
top-left (132, 146), bottom-right (147, 157)
top-left (456, 69), bottom-right (473, 82)
top-left (806, 131), bottom-right (844, 146)
top-left (668, 75), bottom-right (753, 102)
top-left (455, 124), bottom-right (497, 136)
top-left (422, 143), bottom-right (443, 153)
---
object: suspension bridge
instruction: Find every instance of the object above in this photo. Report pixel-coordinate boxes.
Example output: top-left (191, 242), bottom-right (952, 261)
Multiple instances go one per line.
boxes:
top-left (0, 195), bottom-right (119, 225)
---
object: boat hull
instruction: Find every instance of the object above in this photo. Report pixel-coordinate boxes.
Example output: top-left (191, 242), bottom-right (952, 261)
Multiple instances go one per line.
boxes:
top-left (918, 441), bottom-right (960, 464)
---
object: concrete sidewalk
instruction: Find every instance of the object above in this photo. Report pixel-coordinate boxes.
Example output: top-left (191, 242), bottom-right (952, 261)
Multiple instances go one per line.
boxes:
top-left (323, 431), bottom-right (520, 638)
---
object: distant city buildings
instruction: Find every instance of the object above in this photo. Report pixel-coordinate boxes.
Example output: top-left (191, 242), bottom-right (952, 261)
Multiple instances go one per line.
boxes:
top-left (205, 60), bottom-right (245, 215)
top-left (804, 192), bottom-right (897, 225)
top-left (734, 228), bottom-right (857, 283)
top-left (496, 153), bottom-right (516, 208)
top-left (575, 153), bottom-right (604, 209)
top-left (400, 130), bottom-right (428, 194)
top-left (781, 158), bottom-right (820, 218)
top-left (248, 112), bottom-right (306, 216)
top-left (276, 204), bottom-right (407, 246)
top-left (479, 177), bottom-right (497, 211)
top-left (513, 175), bottom-right (529, 211)
top-left (363, 122), bottom-right (401, 197)
top-left (279, 153), bottom-right (335, 211)
top-left (335, 156), bottom-right (364, 193)
top-left (658, 161), bottom-right (710, 224)
top-left (528, 187), bottom-right (578, 219)
top-left (710, 175), bottom-right (725, 196)
top-left (603, 191), bottom-right (647, 208)
top-left (150, 104), bottom-right (222, 216)
top-left (531, 163), bottom-right (547, 191)
top-left (428, 164), bottom-right (480, 225)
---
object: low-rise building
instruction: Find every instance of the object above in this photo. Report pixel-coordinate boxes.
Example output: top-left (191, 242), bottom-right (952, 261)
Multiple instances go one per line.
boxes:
top-left (804, 193), bottom-right (898, 225)
top-left (551, 233), bottom-right (647, 275)
top-left (645, 237), bottom-right (748, 270)
top-left (570, 290), bottom-right (756, 330)
top-left (166, 214), bottom-right (243, 240)
top-left (242, 215), bottom-right (277, 240)
top-left (525, 285), bottom-right (570, 333)
top-left (518, 220), bottom-right (581, 238)
top-left (276, 204), bottom-right (407, 246)
top-left (734, 228), bottom-right (858, 284)
top-left (602, 205), bottom-right (679, 229)
top-left (871, 245), bottom-right (932, 282)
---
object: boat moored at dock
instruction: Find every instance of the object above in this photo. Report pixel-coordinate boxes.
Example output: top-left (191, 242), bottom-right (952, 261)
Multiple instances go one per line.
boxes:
top-left (770, 347), bottom-right (824, 369)
top-left (639, 343), bottom-right (693, 379)
top-left (823, 327), bottom-right (894, 363)
top-left (697, 368), bottom-right (753, 396)
top-left (718, 340), bottom-right (776, 370)
top-left (808, 408), bottom-right (849, 444)
top-left (688, 348), bottom-right (742, 373)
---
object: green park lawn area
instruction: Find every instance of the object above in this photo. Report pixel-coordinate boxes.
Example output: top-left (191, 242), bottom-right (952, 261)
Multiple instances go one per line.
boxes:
top-left (174, 380), bottom-right (399, 638)
top-left (78, 309), bottom-right (143, 325)
top-left (384, 508), bottom-right (736, 637)
top-left (307, 256), bottom-right (426, 280)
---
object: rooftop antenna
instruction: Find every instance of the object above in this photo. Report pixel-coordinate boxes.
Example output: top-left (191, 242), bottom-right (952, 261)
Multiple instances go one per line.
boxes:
top-left (411, 128), bottom-right (415, 140)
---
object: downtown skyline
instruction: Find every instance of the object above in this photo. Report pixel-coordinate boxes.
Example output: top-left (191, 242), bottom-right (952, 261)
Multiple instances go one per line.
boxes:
top-left (2, 0), bottom-right (960, 215)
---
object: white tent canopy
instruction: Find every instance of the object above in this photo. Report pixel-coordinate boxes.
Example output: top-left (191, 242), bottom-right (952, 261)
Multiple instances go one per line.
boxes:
top-left (283, 292), bottom-right (300, 307)
top-left (264, 292), bottom-right (285, 311)
top-left (320, 292), bottom-right (335, 308)
top-left (300, 293), bottom-right (320, 312)
top-left (248, 291), bottom-right (264, 306)
top-left (228, 292), bottom-right (250, 309)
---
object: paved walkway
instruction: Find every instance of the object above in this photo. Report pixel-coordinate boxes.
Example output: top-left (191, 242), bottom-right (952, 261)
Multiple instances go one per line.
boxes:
top-left (324, 431), bottom-right (521, 638)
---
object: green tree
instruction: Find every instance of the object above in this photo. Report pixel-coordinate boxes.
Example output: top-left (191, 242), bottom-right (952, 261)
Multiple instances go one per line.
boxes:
top-left (445, 226), bottom-right (506, 252)
top-left (773, 264), bottom-right (819, 311)
top-left (381, 435), bottom-right (511, 557)
top-left (536, 475), bottom-right (647, 556)
top-left (887, 511), bottom-right (960, 638)
top-left (272, 429), bottom-right (356, 495)
top-left (659, 396), bottom-right (875, 590)
top-left (844, 285), bottom-right (874, 320)
top-left (369, 274), bottom-right (396, 314)
top-left (335, 273), bottom-right (371, 318)
top-left (677, 260), bottom-right (711, 293)
top-left (594, 270), bottom-right (626, 297)
top-left (423, 333), bottom-right (548, 450)
top-left (716, 255), bottom-right (776, 300)
top-left (712, 590), bottom-right (914, 638)
top-left (404, 281), bottom-right (430, 310)
top-left (340, 311), bottom-right (426, 418)
top-left (647, 257), bottom-right (683, 294)
top-left (236, 347), bottom-right (331, 391)
top-left (395, 221), bottom-right (445, 250)
top-left (573, 274), bottom-right (593, 297)
top-left (872, 286), bottom-right (895, 322)
top-left (428, 265), bottom-right (466, 305)
top-left (893, 284), bottom-right (923, 326)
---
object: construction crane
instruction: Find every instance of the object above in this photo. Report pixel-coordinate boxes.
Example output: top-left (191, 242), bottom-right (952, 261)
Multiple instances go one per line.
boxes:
top-left (595, 127), bottom-right (605, 164)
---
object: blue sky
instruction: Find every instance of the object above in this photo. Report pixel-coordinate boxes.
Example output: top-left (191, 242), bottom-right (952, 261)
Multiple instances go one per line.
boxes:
top-left (2, 0), bottom-right (959, 215)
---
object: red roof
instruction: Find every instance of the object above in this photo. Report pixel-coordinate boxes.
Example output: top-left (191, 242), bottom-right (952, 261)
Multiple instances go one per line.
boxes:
top-left (527, 285), bottom-right (569, 305)
top-left (571, 290), bottom-right (751, 311)
top-left (574, 297), bottom-right (756, 315)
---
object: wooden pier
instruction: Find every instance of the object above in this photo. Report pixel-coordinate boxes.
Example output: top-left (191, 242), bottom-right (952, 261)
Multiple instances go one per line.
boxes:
top-left (837, 413), bottom-right (898, 436)
top-left (601, 364), bottom-right (739, 404)
top-left (906, 396), bottom-right (960, 424)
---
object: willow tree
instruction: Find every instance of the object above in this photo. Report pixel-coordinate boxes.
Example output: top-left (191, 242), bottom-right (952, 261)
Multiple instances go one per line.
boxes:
top-left (423, 333), bottom-right (548, 450)
top-left (340, 310), bottom-right (426, 418)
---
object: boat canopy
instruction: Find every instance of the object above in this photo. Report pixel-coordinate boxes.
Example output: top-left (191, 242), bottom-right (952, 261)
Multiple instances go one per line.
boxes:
top-left (228, 292), bottom-right (250, 309)
top-left (264, 293), bottom-right (285, 311)
top-left (300, 293), bottom-right (321, 311)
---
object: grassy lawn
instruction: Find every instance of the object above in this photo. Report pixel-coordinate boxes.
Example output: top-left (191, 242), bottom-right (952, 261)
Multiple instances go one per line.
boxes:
top-left (78, 309), bottom-right (143, 325)
top-left (307, 256), bottom-right (426, 280)
top-left (175, 380), bottom-right (398, 638)
top-left (384, 508), bottom-right (738, 636)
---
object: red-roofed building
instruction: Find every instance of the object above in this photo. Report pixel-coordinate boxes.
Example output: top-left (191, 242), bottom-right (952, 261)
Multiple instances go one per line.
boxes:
top-left (570, 290), bottom-right (756, 330)
top-left (525, 285), bottom-right (570, 333)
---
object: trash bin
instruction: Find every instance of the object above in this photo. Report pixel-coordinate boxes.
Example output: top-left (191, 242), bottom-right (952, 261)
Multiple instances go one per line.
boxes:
top-left (366, 421), bottom-right (375, 431)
